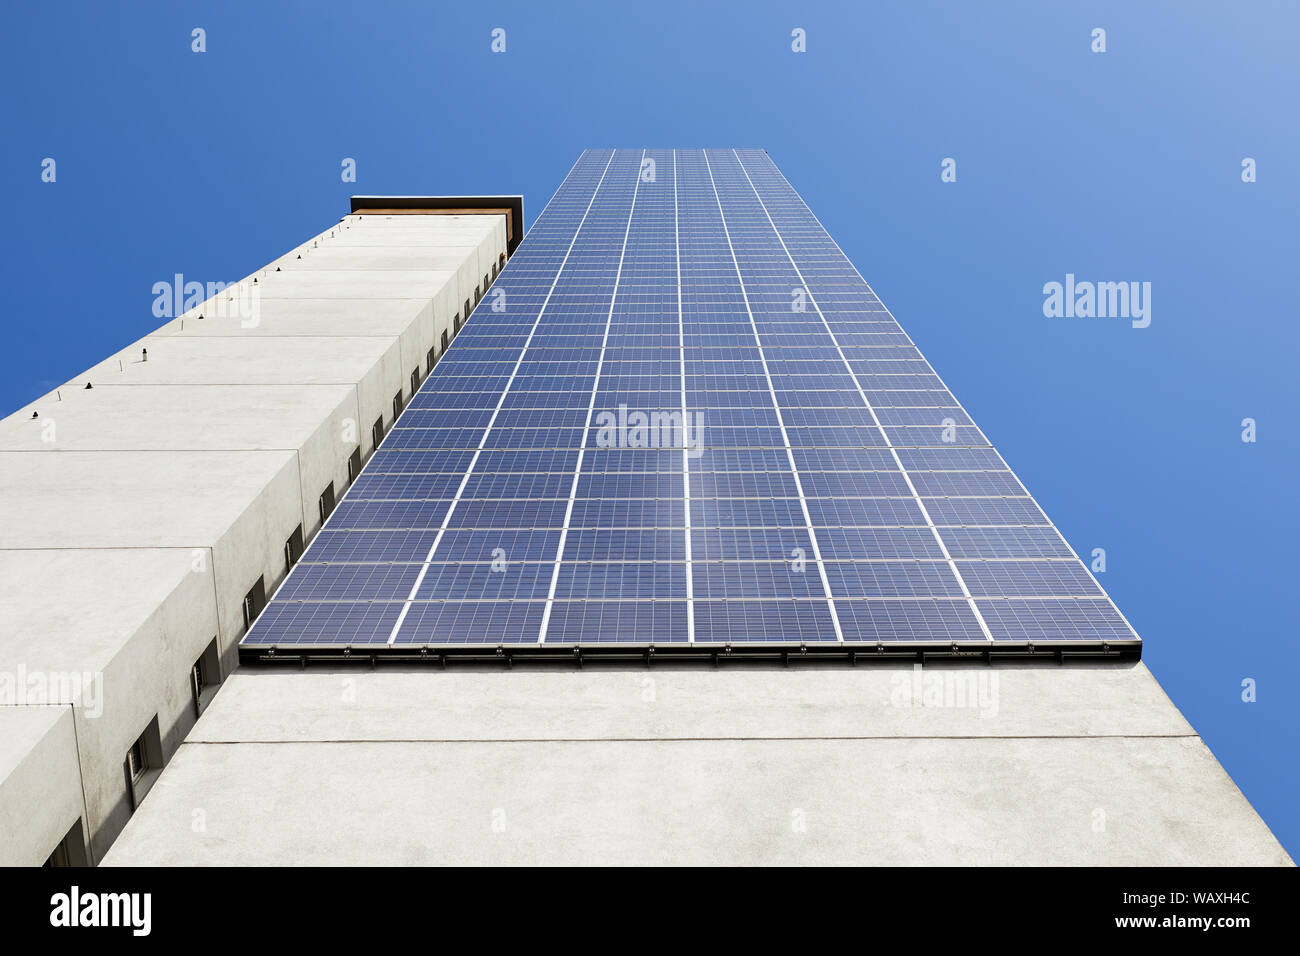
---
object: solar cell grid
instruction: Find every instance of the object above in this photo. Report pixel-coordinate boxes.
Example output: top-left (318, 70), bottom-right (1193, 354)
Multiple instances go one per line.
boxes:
top-left (241, 148), bottom-right (1139, 658)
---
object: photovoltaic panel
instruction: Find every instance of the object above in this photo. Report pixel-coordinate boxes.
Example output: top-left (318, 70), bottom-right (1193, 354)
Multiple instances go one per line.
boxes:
top-left (241, 148), bottom-right (1141, 660)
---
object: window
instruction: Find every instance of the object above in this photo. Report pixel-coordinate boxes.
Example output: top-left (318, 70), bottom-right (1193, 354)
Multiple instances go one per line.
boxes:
top-left (492, 260), bottom-right (498, 279)
top-left (319, 481), bottom-right (336, 523)
top-left (452, 313), bottom-right (460, 335)
top-left (441, 329), bottom-right (449, 353)
top-left (427, 346), bottom-right (436, 375)
top-left (372, 415), bottom-right (384, 451)
top-left (347, 447), bottom-right (362, 485)
top-left (392, 390), bottom-right (404, 420)
top-left (127, 738), bottom-right (145, 780)
top-left (474, 284), bottom-right (481, 304)
top-left (464, 297), bottom-right (471, 319)
top-left (284, 524), bottom-right (304, 573)
top-left (43, 820), bottom-right (89, 867)
top-left (124, 717), bottom-right (163, 810)
top-left (411, 367), bottom-right (420, 395)
top-left (126, 737), bottom-right (145, 782)
top-left (242, 576), bottom-right (266, 630)
top-left (190, 637), bottom-right (221, 718)
top-left (484, 272), bottom-right (489, 291)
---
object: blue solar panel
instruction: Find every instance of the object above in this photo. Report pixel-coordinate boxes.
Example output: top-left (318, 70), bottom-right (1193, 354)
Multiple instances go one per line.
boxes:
top-left (694, 600), bottom-right (838, 644)
top-left (413, 562), bottom-right (555, 601)
top-left (545, 600), bottom-right (687, 644)
top-left (394, 601), bottom-right (546, 645)
top-left (692, 562), bottom-right (827, 598)
top-left (276, 563), bottom-right (423, 601)
top-left (241, 148), bottom-right (1140, 657)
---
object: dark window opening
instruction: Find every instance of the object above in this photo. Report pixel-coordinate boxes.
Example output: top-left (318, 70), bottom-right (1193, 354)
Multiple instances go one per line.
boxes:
top-left (347, 447), bottom-right (362, 485)
top-left (411, 367), bottom-right (420, 395)
top-left (284, 524), bottom-right (304, 573)
top-left (392, 390), bottom-right (404, 420)
top-left (372, 416), bottom-right (384, 452)
top-left (123, 717), bottom-right (163, 811)
top-left (126, 737), bottom-right (146, 783)
top-left (427, 346), bottom-right (436, 375)
top-left (442, 329), bottom-right (450, 352)
top-left (190, 636), bottom-right (221, 718)
top-left (44, 820), bottom-right (89, 867)
top-left (242, 576), bottom-right (267, 630)
top-left (319, 481), bottom-right (336, 524)
top-left (474, 285), bottom-right (481, 305)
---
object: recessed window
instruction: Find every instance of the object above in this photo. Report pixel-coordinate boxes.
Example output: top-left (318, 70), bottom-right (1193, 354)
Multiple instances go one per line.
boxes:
top-left (372, 416), bottom-right (384, 452)
top-left (392, 390), bottom-right (404, 420)
top-left (43, 820), bottom-right (89, 867)
top-left (474, 285), bottom-right (481, 305)
top-left (127, 737), bottom-right (146, 783)
top-left (190, 636), bottom-right (221, 718)
top-left (411, 367), bottom-right (420, 395)
top-left (441, 329), bottom-right (449, 353)
top-left (453, 313), bottom-right (461, 335)
top-left (463, 297), bottom-right (470, 319)
top-left (492, 260), bottom-right (498, 279)
top-left (483, 272), bottom-right (489, 291)
top-left (284, 524), bottom-right (304, 573)
top-left (319, 481), bottom-right (336, 523)
top-left (242, 576), bottom-right (266, 630)
top-left (124, 717), bottom-right (163, 810)
top-left (427, 346), bottom-right (436, 375)
top-left (347, 447), bottom-right (362, 485)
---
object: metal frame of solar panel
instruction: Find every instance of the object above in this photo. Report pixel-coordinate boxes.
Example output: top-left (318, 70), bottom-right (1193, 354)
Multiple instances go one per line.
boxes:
top-left (240, 149), bottom-right (1141, 665)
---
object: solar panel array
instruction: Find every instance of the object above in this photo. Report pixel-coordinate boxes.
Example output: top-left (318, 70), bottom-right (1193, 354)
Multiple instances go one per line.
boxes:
top-left (241, 148), bottom-right (1140, 657)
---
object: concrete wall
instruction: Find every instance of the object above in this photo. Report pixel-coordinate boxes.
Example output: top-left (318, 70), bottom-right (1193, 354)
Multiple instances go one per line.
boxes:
top-left (0, 706), bottom-right (84, 866)
top-left (101, 663), bottom-right (1294, 866)
top-left (0, 210), bottom-right (508, 864)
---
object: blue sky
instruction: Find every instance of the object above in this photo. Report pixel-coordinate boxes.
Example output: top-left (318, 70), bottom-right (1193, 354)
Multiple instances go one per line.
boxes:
top-left (3, 1), bottom-right (1297, 856)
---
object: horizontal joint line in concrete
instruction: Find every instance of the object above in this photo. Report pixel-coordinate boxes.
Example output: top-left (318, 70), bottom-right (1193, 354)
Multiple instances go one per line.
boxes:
top-left (185, 733), bottom-right (1201, 746)
top-left (142, 335), bottom-right (417, 340)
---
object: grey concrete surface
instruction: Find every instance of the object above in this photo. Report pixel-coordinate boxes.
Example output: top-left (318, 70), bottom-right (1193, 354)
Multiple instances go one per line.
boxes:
top-left (153, 297), bottom-right (433, 337)
top-left (0, 210), bottom-right (508, 863)
top-left (0, 449), bottom-right (301, 554)
top-left (103, 663), bottom-right (1293, 866)
top-left (0, 383), bottom-right (356, 454)
top-left (186, 663), bottom-right (1192, 743)
top-left (81, 334), bottom-right (402, 387)
top-left (0, 549), bottom-right (221, 861)
top-left (0, 706), bottom-right (84, 866)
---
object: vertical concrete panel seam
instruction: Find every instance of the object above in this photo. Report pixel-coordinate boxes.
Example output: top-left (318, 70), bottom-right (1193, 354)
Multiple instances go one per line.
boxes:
top-left (65, 701), bottom-right (97, 866)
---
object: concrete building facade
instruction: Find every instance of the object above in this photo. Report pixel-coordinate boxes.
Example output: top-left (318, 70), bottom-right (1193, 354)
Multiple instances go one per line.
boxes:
top-left (0, 203), bottom-right (513, 864)
top-left (103, 663), bottom-right (1290, 865)
top-left (2, 150), bottom-right (1291, 866)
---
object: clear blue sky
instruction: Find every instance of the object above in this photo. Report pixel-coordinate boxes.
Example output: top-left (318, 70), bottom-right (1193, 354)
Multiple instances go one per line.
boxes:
top-left (3, 1), bottom-right (1297, 856)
